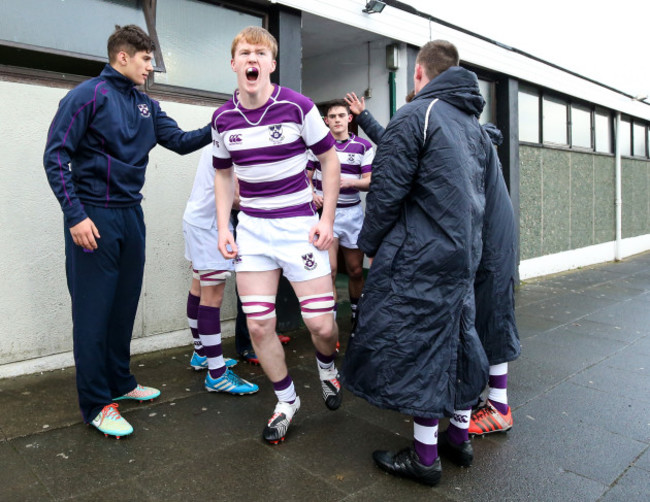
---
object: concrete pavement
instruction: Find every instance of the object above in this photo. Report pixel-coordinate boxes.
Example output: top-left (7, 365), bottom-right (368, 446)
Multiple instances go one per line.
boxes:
top-left (1, 252), bottom-right (650, 501)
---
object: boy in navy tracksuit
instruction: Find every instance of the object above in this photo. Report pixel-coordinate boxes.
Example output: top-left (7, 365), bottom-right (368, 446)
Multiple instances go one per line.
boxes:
top-left (43, 25), bottom-right (211, 438)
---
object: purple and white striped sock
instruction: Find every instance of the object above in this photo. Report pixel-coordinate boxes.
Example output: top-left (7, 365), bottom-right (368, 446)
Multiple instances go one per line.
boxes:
top-left (488, 362), bottom-right (509, 415)
top-left (316, 350), bottom-right (335, 370)
top-left (187, 292), bottom-right (204, 356)
top-left (413, 417), bottom-right (439, 466)
top-left (447, 408), bottom-right (471, 444)
top-left (197, 305), bottom-right (226, 379)
top-left (273, 374), bottom-right (296, 404)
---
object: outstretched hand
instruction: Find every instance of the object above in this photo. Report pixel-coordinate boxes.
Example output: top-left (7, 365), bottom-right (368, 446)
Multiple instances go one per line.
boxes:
top-left (344, 92), bottom-right (366, 116)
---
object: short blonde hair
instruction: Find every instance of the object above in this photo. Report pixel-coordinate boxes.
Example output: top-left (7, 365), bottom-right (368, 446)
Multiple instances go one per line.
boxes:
top-left (231, 26), bottom-right (278, 59)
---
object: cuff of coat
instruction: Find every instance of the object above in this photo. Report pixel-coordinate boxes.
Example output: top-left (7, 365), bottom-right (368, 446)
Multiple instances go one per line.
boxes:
top-left (357, 238), bottom-right (377, 258)
top-left (357, 110), bottom-right (372, 126)
top-left (63, 200), bottom-right (88, 228)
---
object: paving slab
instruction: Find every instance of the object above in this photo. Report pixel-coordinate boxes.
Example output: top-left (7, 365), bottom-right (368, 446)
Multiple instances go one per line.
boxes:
top-left (599, 466), bottom-right (650, 502)
top-left (569, 364), bottom-right (650, 406)
top-left (0, 440), bottom-right (53, 501)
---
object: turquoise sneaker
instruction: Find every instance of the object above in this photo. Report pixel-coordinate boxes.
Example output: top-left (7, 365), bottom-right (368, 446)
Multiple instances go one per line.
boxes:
top-left (205, 368), bottom-right (259, 395)
top-left (191, 352), bottom-right (237, 370)
top-left (190, 352), bottom-right (208, 370)
top-left (114, 384), bottom-right (161, 402)
top-left (91, 404), bottom-right (133, 438)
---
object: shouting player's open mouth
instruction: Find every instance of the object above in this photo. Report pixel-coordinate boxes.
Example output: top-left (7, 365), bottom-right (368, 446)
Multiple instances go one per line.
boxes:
top-left (246, 67), bottom-right (259, 81)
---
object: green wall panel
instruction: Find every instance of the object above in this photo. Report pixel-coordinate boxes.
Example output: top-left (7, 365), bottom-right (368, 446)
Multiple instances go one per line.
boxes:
top-left (513, 145), bottom-right (647, 260)
top-left (519, 146), bottom-right (542, 259)
top-left (621, 159), bottom-right (649, 238)
top-left (541, 149), bottom-right (571, 254)
top-left (571, 152), bottom-right (595, 249)
top-left (593, 155), bottom-right (616, 244)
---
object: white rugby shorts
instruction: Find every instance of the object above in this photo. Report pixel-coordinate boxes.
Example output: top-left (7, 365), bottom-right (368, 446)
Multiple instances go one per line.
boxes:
top-left (333, 204), bottom-right (364, 249)
top-left (234, 212), bottom-right (331, 282)
top-left (183, 220), bottom-right (234, 272)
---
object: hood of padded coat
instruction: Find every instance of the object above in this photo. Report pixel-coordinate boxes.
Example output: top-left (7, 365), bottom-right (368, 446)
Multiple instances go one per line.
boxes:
top-left (413, 65), bottom-right (485, 118)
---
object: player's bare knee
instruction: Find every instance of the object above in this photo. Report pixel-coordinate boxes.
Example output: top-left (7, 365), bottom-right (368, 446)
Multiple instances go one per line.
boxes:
top-left (248, 325), bottom-right (275, 345)
top-left (347, 265), bottom-right (363, 281)
top-left (315, 322), bottom-right (336, 342)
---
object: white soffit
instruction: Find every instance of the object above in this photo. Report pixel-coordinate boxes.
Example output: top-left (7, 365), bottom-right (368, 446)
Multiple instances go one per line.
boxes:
top-left (271, 0), bottom-right (650, 120)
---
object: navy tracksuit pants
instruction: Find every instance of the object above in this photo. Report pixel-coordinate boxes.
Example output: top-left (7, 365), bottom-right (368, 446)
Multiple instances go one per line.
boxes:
top-left (64, 205), bottom-right (145, 423)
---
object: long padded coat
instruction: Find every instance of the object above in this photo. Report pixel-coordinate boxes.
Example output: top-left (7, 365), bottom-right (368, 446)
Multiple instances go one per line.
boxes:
top-left (475, 125), bottom-right (520, 365)
top-left (356, 103), bottom-right (521, 368)
top-left (340, 66), bottom-right (496, 418)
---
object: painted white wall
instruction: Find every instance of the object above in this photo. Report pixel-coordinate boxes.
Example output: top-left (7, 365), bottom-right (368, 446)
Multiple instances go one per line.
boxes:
top-left (302, 39), bottom-right (409, 146)
top-left (519, 235), bottom-right (650, 281)
top-left (0, 79), bottom-right (237, 376)
top-left (302, 38), bottom-right (409, 270)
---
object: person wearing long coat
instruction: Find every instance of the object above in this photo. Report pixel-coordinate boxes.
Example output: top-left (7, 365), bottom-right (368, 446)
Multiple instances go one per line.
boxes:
top-left (344, 98), bottom-right (521, 440)
top-left (340, 40), bottom-right (498, 486)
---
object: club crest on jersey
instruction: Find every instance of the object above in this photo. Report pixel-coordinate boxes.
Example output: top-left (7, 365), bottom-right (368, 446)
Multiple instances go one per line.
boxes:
top-left (302, 252), bottom-right (317, 271)
top-left (268, 124), bottom-right (285, 144)
top-left (137, 104), bottom-right (151, 118)
top-left (347, 153), bottom-right (355, 163)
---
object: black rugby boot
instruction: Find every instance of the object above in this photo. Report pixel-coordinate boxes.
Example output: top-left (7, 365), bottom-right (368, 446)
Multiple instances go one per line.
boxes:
top-left (372, 446), bottom-right (442, 486)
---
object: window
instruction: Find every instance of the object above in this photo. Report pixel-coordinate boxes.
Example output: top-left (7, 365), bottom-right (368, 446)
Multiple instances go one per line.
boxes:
top-left (478, 79), bottom-right (493, 125)
top-left (0, 0), bottom-right (147, 67)
top-left (518, 88), bottom-right (540, 143)
top-left (543, 96), bottom-right (568, 145)
top-left (153, 0), bottom-right (263, 95)
top-left (1, 0), bottom-right (267, 99)
top-left (594, 110), bottom-right (611, 153)
top-left (633, 122), bottom-right (647, 157)
top-left (571, 104), bottom-right (592, 149)
top-left (619, 118), bottom-right (631, 156)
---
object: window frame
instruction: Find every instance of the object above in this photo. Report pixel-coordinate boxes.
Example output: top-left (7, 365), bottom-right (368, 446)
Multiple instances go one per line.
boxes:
top-left (0, 0), bottom-right (268, 105)
top-left (569, 102), bottom-right (593, 151)
top-left (516, 83), bottom-right (645, 157)
top-left (619, 116), bottom-right (632, 157)
top-left (594, 107), bottom-right (613, 155)
top-left (518, 84), bottom-right (542, 145)
top-left (144, 0), bottom-right (268, 102)
top-left (0, 0), bottom-right (151, 81)
top-left (632, 120), bottom-right (648, 158)
top-left (541, 93), bottom-right (569, 147)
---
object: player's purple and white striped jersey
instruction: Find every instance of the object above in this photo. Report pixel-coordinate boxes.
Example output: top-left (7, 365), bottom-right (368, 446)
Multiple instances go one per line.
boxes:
top-left (307, 133), bottom-right (373, 207)
top-left (211, 85), bottom-right (334, 219)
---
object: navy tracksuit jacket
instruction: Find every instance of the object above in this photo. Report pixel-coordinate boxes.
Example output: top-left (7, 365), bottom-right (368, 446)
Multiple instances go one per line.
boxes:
top-left (44, 64), bottom-right (211, 422)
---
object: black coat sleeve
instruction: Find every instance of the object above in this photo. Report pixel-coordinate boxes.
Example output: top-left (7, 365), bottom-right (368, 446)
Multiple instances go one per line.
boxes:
top-left (356, 110), bottom-right (386, 145)
top-left (357, 107), bottom-right (422, 257)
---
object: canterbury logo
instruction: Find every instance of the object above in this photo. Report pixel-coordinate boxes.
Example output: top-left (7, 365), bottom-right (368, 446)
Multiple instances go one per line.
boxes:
top-left (229, 134), bottom-right (243, 144)
top-left (453, 413), bottom-right (469, 423)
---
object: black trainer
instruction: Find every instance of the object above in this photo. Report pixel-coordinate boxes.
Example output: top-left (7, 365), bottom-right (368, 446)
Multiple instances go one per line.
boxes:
top-left (438, 431), bottom-right (473, 467)
top-left (372, 447), bottom-right (442, 486)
